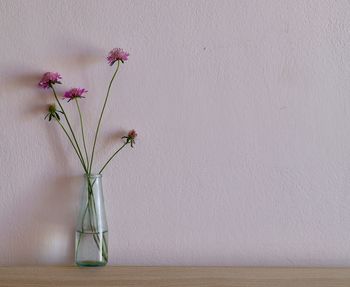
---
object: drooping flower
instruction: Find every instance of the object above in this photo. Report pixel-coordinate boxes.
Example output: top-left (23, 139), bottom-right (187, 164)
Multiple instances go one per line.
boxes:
top-left (63, 88), bottom-right (87, 102)
top-left (44, 104), bottom-right (63, 121)
top-left (107, 48), bottom-right (129, 65)
top-left (122, 129), bottom-right (137, 147)
top-left (38, 72), bottom-right (62, 89)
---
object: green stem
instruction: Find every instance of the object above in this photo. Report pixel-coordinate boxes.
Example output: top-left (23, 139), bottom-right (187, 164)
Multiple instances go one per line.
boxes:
top-left (51, 86), bottom-right (87, 171)
top-left (54, 118), bottom-right (87, 171)
top-left (80, 176), bottom-right (108, 261)
top-left (80, 176), bottom-right (98, 233)
top-left (88, 192), bottom-right (108, 261)
top-left (89, 61), bottom-right (121, 174)
top-left (75, 98), bottom-right (90, 168)
top-left (99, 142), bottom-right (128, 174)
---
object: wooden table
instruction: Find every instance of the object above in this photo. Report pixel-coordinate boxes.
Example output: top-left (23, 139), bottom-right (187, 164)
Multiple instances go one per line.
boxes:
top-left (1, 267), bottom-right (350, 286)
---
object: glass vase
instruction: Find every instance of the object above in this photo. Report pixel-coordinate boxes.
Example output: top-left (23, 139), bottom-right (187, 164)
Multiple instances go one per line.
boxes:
top-left (75, 174), bottom-right (108, 266)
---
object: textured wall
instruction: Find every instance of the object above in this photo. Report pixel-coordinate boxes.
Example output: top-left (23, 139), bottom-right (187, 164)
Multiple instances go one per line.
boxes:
top-left (1, 0), bottom-right (350, 266)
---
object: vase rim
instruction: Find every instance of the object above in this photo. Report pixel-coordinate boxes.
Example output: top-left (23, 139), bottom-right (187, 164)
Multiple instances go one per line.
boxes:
top-left (84, 173), bottom-right (102, 178)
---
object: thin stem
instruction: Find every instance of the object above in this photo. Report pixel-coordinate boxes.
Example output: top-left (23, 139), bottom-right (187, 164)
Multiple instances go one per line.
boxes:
top-left (54, 118), bottom-right (87, 172)
top-left (89, 61), bottom-right (121, 174)
top-left (99, 142), bottom-right (128, 174)
top-left (88, 190), bottom-right (108, 261)
top-left (75, 98), bottom-right (90, 168)
top-left (80, 176), bottom-right (98, 233)
top-left (50, 91), bottom-right (108, 262)
top-left (51, 86), bottom-right (87, 171)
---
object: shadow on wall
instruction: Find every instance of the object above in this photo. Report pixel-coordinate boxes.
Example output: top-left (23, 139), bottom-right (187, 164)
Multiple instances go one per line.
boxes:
top-left (0, 42), bottom-right (130, 263)
top-left (0, 68), bottom-right (81, 263)
top-left (0, 47), bottom-right (105, 264)
top-left (1, 173), bottom-right (82, 264)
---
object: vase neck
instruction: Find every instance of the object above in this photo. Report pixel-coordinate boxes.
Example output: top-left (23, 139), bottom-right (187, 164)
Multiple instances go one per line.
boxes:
top-left (84, 173), bottom-right (102, 179)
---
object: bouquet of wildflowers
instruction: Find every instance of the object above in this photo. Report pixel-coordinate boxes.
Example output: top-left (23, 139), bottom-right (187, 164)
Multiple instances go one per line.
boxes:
top-left (38, 48), bottom-right (137, 266)
top-left (39, 48), bottom-right (137, 175)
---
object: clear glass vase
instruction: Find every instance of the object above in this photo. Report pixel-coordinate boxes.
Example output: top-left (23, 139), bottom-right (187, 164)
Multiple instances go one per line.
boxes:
top-left (75, 174), bottom-right (108, 266)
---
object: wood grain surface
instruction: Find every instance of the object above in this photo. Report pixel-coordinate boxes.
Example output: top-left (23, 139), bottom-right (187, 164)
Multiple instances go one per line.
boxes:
top-left (1, 267), bottom-right (350, 287)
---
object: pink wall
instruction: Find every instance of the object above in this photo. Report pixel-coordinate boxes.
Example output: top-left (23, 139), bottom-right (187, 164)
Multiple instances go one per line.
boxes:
top-left (1, 0), bottom-right (350, 266)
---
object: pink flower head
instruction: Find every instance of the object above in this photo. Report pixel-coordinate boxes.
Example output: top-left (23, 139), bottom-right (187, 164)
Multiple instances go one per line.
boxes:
top-left (107, 48), bottom-right (129, 65)
top-left (38, 72), bottom-right (62, 89)
top-left (122, 129), bottom-right (137, 147)
top-left (128, 129), bottom-right (137, 140)
top-left (63, 88), bottom-right (87, 102)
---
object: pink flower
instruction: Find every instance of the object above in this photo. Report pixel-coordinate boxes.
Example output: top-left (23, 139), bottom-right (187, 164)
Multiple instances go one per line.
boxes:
top-left (107, 48), bottom-right (129, 65)
top-left (38, 72), bottom-right (62, 89)
top-left (122, 129), bottom-right (137, 147)
top-left (128, 129), bottom-right (137, 140)
top-left (63, 88), bottom-right (87, 102)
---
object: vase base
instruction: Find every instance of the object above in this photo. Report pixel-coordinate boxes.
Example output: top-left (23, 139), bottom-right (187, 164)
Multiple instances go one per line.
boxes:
top-left (76, 260), bottom-right (107, 267)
